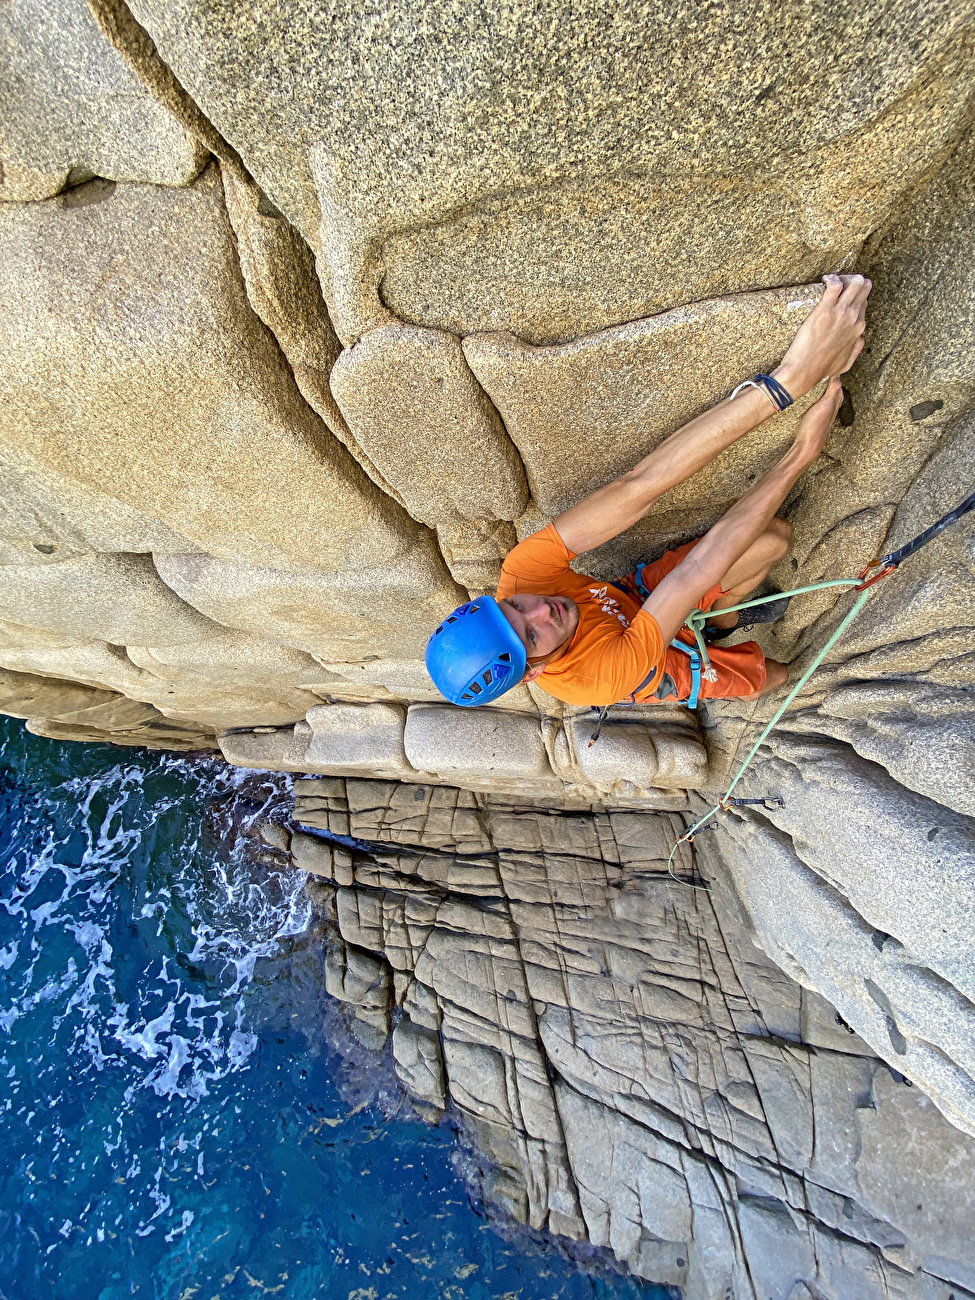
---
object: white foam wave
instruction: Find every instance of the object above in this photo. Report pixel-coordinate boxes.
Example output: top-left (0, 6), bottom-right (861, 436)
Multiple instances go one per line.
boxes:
top-left (0, 747), bottom-right (310, 1244)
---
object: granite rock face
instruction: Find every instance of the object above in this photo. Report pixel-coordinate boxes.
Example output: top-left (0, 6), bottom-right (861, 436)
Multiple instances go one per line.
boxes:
top-left (221, 696), bottom-right (705, 805)
top-left (2, 0), bottom-right (975, 1291)
top-left (109, 0), bottom-right (975, 342)
top-left (286, 780), bottom-right (975, 1299)
top-left (331, 324), bottom-right (527, 589)
top-left (0, 0), bottom-right (205, 200)
top-left (0, 666), bottom-right (215, 748)
top-left (465, 285), bottom-right (822, 575)
top-left (0, 167), bottom-right (435, 574)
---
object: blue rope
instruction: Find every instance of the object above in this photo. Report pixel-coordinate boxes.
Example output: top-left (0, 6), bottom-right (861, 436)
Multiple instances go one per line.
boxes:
top-left (755, 373), bottom-right (794, 410)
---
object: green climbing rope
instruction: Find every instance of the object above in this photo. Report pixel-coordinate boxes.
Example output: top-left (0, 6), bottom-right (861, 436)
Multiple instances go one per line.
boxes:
top-left (667, 579), bottom-right (877, 890)
top-left (654, 486), bottom-right (975, 889)
top-left (683, 579), bottom-right (866, 682)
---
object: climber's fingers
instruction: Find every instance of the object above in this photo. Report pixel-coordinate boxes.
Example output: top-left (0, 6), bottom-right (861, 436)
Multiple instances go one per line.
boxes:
top-left (837, 273), bottom-right (872, 309)
top-left (838, 336), bottom-right (866, 375)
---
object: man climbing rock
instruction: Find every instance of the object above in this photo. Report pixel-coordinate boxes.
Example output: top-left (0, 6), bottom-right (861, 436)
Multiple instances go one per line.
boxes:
top-left (426, 274), bottom-right (872, 710)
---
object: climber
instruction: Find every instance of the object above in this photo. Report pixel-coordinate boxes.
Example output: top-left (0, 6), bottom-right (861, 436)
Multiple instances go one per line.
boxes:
top-left (426, 274), bottom-right (872, 710)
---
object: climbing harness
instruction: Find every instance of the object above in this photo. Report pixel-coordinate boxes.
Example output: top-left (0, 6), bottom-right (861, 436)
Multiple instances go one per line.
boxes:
top-left (587, 563), bottom-right (704, 747)
top-left (588, 557), bottom-right (777, 747)
top-left (663, 486), bottom-right (975, 890)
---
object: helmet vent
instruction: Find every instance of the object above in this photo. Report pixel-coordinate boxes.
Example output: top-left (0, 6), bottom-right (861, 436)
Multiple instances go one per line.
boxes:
top-left (427, 594), bottom-right (524, 707)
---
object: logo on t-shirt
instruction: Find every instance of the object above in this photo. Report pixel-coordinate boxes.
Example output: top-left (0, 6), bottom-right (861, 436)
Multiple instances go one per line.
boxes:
top-left (588, 586), bottom-right (630, 628)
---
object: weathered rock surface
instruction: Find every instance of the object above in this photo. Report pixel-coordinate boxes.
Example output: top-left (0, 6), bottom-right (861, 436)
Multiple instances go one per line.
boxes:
top-left (0, 552), bottom-right (217, 645)
top-left (114, 0), bottom-right (975, 341)
top-left (291, 780), bottom-right (975, 1298)
top-left (2, 3), bottom-right (975, 1294)
top-left (0, 0), bottom-right (205, 201)
top-left (221, 697), bottom-right (705, 805)
top-left (0, 167), bottom-right (437, 575)
top-left (763, 127), bottom-right (975, 659)
top-left (0, 159), bottom-right (460, 719)
top-left (0, 452), bottom-right (204, 565)
top-left (151, 550), bottom-right (461, 665)
top-left (331, 325), bottom-right (528, 589)
top-left (0, 666), bottom-right (215, 748)
top-left (465, 285), bottom-right (823, 575)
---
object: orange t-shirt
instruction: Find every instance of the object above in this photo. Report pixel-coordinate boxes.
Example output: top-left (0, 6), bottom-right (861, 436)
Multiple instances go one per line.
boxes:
top-left (496, 524), bottom-right (665, 707)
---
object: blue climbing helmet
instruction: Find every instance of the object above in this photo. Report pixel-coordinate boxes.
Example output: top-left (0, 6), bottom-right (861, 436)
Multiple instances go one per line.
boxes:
top-left (425, 596), bottom-right (527, 706)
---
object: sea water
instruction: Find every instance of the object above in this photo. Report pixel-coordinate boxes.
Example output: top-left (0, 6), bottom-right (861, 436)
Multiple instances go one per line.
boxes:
top-left (0, 717), bottom-right (665, 1300)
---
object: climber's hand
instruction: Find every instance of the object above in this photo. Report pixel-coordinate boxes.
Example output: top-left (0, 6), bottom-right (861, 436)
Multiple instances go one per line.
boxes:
top-left (774, 273), bottom-right (871, 398)
top-left (791, 376), bottom-right (845, 464)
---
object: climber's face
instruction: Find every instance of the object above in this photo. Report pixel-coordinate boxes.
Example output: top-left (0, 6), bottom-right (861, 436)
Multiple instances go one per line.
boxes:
top-left (497, 594), bottom-right (579, 663)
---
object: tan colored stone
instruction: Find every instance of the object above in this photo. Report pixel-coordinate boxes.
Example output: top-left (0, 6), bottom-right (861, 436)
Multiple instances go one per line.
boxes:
top-left (0, 622), bottom-right (153, 695)
top-left (0, 665), bottom-right (215, 749)
top-left (309, 659), bottom-right (442, 703)
top-left (403, 704), bottom-right (553, 782)
top-left (218, 724), bottom-right (312, 774)
top-left (0, 167), bottom-right (441, 577)
top-left (392, 1017), bottom-right (447, 1109)
top-left (153, 550), bottom-right (461, 664)
top-left (464, 286), bottom-right (822, 576)
top-left (119, 0), bottom-right (975, 343)
top-left (0, 552), bottom-right (217, 645)
top-left (219, 169), bottom-right (403, 503)
top-left (380, 177), bottom-right (837, 347)
top-left (330, 325), bottom-right (528, 587)
top-left (435, 519), bottom-right (518, 596)
top-left (304, 702), bottom-right (413, 777)
top-left (0, 0), bottom-right (205, 202)
top-left (24, 714), bottom-right (213, 749)
top-left (0, 665), bottom-right (136, 721)
top-left (766, 131), bottom-right (975, 654)
top-left (86, 0), bottom-right (246, 175)
top-left (290, 830), bottom-right (353, 883)
top-left (0, 450), bottom-right (202, 565)
top-left (124, 630), bottom-right (325, 728)
top-left (381, 40), bottom-right (975, 346)
top-left (0, 614), bottom-right (320, 731)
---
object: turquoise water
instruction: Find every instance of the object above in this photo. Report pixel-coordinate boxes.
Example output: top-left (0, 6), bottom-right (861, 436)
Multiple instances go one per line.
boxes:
top-left (0, 716), bottom-right (664, 1300)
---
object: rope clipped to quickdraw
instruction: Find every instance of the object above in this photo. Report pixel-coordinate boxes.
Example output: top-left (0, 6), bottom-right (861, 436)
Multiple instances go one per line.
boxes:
top-left (665, 487), bottom-right (975, 890)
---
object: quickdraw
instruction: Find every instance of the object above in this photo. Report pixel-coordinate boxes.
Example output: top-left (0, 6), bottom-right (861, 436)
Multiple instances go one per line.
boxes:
top-left (664, 487), bottom-right (975, 890)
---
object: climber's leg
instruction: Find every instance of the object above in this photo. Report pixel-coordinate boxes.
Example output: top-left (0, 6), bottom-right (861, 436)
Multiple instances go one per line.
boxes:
top-left (706, 518), bottom-right (792, 630)
top-left (756, 658), bottom-right (789, 696)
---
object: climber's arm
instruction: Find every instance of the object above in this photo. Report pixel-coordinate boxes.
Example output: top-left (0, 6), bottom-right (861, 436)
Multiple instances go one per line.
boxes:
top-left (553, 274), bottom-right (871, 556)
top-left (642, 379), bottom-right (845, 645)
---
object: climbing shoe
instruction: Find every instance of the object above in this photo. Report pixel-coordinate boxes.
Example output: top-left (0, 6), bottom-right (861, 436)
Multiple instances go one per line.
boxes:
top-left (704, 591), bottom-right (791, 641)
